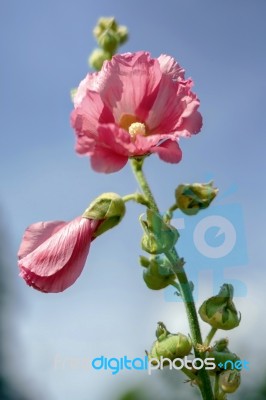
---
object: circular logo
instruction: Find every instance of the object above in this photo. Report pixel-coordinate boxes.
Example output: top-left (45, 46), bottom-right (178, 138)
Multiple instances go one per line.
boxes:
top-left (193, 215), bottom-right (236, 259)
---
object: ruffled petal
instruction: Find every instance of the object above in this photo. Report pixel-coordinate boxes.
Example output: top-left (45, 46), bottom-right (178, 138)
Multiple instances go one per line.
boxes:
top-left (73, 72), bottom-right (100, 107)
top-left (98, 52), bottom-right (162, 122)
top-left (71, 91), bottom-right (115, 143)
top-left (157, 54), bottom-right (185, 81)
top-left (178, 110), bottom-right (203, 136)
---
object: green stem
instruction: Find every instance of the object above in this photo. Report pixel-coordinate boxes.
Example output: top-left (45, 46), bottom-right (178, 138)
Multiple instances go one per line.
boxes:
top-left (130, 158), bottom-right (214, 400)
top-left (204, 327), bottom-right (218, 347)
top-left (181, 367), bottom-right (199, 384)
top-left (164, 203), bottom-right (179, 222)
top-left (122, 192), bottom-right (149, 206)
top-left (130, 158), bottom-right (159, 213)
top-left (166, 251), bottom-right (214, 400)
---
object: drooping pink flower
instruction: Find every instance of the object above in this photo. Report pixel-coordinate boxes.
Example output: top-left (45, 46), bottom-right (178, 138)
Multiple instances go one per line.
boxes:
top-left (71, 51), bottom-right (202, 173)
top-left (18, 217), bottom-right (101, 293)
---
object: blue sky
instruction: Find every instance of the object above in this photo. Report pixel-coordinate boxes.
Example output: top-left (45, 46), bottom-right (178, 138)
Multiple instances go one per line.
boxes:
top-left (1, 1), bottom-right (266, 399)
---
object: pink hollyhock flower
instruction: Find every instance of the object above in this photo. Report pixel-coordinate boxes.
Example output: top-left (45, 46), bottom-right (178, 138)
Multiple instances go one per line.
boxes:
top-left (18, 217), bottom-right (101, 293)
top-left (71, 51), bottom-right (202, 173)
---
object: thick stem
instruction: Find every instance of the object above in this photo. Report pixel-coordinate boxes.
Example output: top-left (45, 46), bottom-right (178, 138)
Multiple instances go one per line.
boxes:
top-left (130, 158), bottom-right (214, 400)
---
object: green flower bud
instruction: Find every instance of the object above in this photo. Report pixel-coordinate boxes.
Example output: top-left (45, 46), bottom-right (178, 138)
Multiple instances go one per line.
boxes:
top-left (199, 284), bottom-right (241, 330)
top-left (93, 17), bottom-right (118, 39)
top-left (219, 370), bottom-right (241, 393)
top-left (206, 339), bottom-right (240, 373)
top-left (140, 256), bottom-right (176, 290)
top-left (140, 210), bottom-right (179, 255)
top-left (83, 192), bottom-right (125, 237)
top-left (88, 48), bottom-right (112, 71)
top-left (149, 323), bottom-right (192, 364)
top-left (98, 30), bottom-right (119, 54)
top-left (117, 25), bottom-right (129, 45)
top-left (175, 181), bottom-right (218, 216)
top-left (92, 17), bottom-right (128, 52)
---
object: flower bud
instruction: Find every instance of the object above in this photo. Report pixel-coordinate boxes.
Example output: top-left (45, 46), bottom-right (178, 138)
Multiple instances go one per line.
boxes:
top-left (83, 192), bottom-right (125, 237)
top-left (92, 17), bottom-right (128, 53)
top-left (98, 30), bottom-right (119, 54)
top-left (140, 210), bottom-right (179, 255)
top-left (93, 17), bottom-right (118, 39)
top-left (117, 26), bottom-right (129, 45)
top-left (207, 342), bottom-right (240, 372)
top-left (149, 322), bottom-right (192, 363)
top-left (88, 48), bottom-right (112, 71)
top-left (175, 181), bottom-right (218, 216)
top-left (199, 284), bottom-right (241, 330)
top-left (140, 256), bottom-right (176, 290)
top-left (219, 370), bottom-right (241, 393)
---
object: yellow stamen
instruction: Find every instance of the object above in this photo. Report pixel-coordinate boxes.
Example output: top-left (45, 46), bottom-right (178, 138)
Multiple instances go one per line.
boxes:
top-left (128, 122), bottom-right (146, 138)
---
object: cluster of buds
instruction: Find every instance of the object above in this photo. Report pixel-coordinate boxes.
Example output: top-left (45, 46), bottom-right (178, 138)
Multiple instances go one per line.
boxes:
top-left (207, 339), bottom-right (242, 397)
top-left (89, 17), bottom-right (128, 70)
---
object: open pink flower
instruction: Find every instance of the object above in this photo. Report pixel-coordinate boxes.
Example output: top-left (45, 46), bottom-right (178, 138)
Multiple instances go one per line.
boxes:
top-left (71, 51), bottom-right (202, 173)
top-left (18, 217), bottom-right (101, 293)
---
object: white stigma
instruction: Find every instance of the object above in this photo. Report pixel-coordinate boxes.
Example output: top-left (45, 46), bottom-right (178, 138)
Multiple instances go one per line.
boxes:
top-left (128, 122), bottom-right (146, 138)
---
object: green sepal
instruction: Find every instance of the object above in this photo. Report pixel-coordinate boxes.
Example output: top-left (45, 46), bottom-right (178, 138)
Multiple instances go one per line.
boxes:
top-left (149, 322), bottom-right (192, 364)
top-left (140, 210), bottom-right (179, 255)
top-left (83, 192), bottom-right (125, 237)
top-left (141, 256), bottom-right (176, 290)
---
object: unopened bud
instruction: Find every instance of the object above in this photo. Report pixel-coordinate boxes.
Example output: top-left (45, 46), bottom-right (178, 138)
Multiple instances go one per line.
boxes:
top-left (219, 370), bottom-right (241, 393)
top-left (199, 284), bottom-right (241, 330)
top-left (175, 181), bottom-right (218, 215)
top-left (140, 210), bottom-right (179, 255)
top-left (149, 322), bottom-right (192, 364)
top-left (88, 48), bottom-right (111, 71)
top-left (140, 256), bottom-right (176, 290)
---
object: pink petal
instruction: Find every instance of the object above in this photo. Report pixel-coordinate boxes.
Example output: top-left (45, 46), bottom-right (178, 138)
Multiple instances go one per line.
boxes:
top-left (71, 91), bottom-right (115, 148)
top-left (99, 52), bottom-right (162, 122)
top-left (157, 54), bottom-right (185, 81)
top-left (18, 221), bottom-right (67, 260)
top-left (73, 72), bottom-right (100, 107)
top-left (18, 218), bottom-right (97, 293)
top-left (178, 110), bottom-right (203, 136)
top-left (151, 139), bottom-right (182, 163)
top-left (90, 147), bottom-right (128, 173)
top-left (146, 74), bottom-right (184, 133)
top-left (89, 124), bottom-right (132, 173)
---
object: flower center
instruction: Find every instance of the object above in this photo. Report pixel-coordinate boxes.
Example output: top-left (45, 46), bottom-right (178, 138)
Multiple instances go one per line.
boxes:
top-left (119, 114), bottom-right (147, 140)
top-left (128, 122), bottom-right (146, 138)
